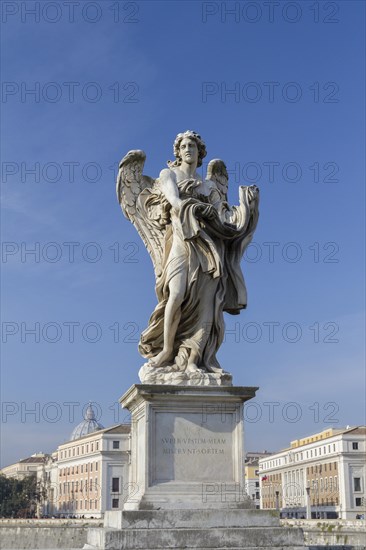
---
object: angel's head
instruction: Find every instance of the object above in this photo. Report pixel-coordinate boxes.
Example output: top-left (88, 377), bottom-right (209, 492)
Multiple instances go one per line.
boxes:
top-left (168, 130), bottom-right (207, 168)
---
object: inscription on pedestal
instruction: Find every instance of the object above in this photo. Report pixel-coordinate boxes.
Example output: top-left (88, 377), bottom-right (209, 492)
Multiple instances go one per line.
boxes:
top-left (162, 436), bottom-right (226, 455)
top-left (153, 412), bottom-right (235, 483)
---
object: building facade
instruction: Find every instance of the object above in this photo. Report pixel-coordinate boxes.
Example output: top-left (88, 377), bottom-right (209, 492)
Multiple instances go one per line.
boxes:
top-left (1, 405), bottom-right (131, 518)
top-left (259, 427), bottom-right (366, 520)
top-left (36, 451), bottom-right (59, 517)
top-left (0, 453), bottom-right (47, 479)
top-left (56, 424), bottom-right (130, 518)
top-left (244, 451), bottom-right (273, 509)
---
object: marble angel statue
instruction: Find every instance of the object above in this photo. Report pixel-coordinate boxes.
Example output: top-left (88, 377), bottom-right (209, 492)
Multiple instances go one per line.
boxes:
top-left (116, 131), bottom-right (259, 386)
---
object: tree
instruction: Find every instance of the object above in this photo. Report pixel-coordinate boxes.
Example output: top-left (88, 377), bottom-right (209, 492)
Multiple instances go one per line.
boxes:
top-left (0, 474), bottom-right (45, 518)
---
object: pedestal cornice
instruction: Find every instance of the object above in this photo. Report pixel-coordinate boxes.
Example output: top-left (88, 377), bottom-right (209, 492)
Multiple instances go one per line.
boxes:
top-left (120, 383), bottom-right (258, 409)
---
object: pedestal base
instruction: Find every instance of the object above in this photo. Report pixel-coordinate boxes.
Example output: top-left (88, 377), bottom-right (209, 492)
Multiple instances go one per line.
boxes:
top-left (86, 509), bottom-right (308, 549)
top-left (119, 384), bottom-right (257, 511)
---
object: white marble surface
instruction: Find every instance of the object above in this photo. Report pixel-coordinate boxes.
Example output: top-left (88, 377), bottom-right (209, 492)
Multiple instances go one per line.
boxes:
top-left (120, 384), bottom-right (257, 510)
top-left (138, 363), bottom-right (232, 386)
top-left (117, 131), bottom-right (259, 385)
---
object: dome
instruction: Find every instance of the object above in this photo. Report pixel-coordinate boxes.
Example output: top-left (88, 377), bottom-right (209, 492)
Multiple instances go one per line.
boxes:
top-left (70, 403), bottom-right (104, 441)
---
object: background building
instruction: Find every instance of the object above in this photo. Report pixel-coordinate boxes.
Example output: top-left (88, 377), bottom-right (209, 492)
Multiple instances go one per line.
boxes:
top-left (245, 451), bottom-right (273, 509)
top-left (0, 453), bottom-right (47, 479)
top-left (36, 451), bottom-right (59, 517)
top-left (56, 423), bottom-right (130, 518)
top-left (51, 404), bottom-right (131, 518)
top-left (1, 405), bottom-right (131, 518)
top-left (259, 426), bottom-right (366, 520)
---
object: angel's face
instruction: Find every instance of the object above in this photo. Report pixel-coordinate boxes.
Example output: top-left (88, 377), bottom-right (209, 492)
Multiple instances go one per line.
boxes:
top-left (179, 137), bottom-right (199, 166)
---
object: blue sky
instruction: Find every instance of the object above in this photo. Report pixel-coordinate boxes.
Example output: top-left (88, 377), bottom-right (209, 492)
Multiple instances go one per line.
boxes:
top-left (1, 0), bottom-right (365, 467)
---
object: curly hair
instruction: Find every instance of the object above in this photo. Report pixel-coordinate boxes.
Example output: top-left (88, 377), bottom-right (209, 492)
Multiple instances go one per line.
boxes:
top-left (167, 130), bottom-right (207, 168)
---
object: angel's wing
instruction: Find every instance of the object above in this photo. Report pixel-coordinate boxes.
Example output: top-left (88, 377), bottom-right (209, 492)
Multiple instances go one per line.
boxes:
top-left (116, 150), bottom-right (165, 276)
top-left (206, 159), bottom-right (229, 200)
top-left (116, 150), bottom-right (152, 220)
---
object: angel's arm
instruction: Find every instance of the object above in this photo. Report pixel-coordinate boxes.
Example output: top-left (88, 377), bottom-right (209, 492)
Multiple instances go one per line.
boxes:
top-left (159, 168), bottom-right (182, 210)
top-left (211, 187), bottom-right (252, 230)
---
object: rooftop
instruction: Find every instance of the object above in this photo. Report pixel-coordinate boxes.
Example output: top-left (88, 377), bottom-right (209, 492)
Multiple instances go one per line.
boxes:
top-left (290, 426), bottom-right (366, 449)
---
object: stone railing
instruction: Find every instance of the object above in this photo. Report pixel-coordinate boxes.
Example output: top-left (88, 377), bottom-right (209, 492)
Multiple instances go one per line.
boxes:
top-left (281, 518), bottom-right (366, 548)
top-left (0, 518), bottom-right (103, 526)
top-left (0, 518), bottom-right (103, 549)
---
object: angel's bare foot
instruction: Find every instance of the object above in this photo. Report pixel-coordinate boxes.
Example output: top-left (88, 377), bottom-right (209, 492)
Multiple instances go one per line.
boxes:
top-left (186, 363), bottom-right (200, 373)
top-left (187, 350), bottom-right (199, 368)
top-left (149, 348), bottom-right (173, 368)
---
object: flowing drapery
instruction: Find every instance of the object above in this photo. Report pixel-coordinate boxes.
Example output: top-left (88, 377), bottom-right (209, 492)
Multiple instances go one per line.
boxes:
top-left (137, 179), bottom-right (259, 373)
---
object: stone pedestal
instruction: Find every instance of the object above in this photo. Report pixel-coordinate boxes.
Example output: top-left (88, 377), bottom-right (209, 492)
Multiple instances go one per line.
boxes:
top-left (84, 383), bottom-right (309, 549)
top-left (120, 384), bottom-right (257, 511)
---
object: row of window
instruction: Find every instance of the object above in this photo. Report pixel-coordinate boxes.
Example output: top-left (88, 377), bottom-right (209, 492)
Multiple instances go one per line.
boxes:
top-left (284, 470), bottom-right (304, 498)
top-left (60, 499), bottom-right (99, 511)
top-left (59, 477), bottom-right (124, 496)
top-left (59, 440), bottom-right (120, 460)
top-left (264, 497), bottom-right (364, 509)
top-left (307, 462), bottom-right (337, 475)
top-left (59, 442), bottom-right (99, 459)
top-left (305, 443), bottom-right (337, 460)
top-left (260, 443), bottom-right (339, 470)
top-left (262, 497), bottom-right (340, 508)
top-left (261, 441), bottom-right (360, 471)
top-left (302, 433), bottom-right (332, 444)
top-left (261, 485), bottom-right (283, 497)
top-left (308, 476), bottom-right (338, 493)
top-left (261, 473), bottom-right (281, 483)
top-left (261, 477), bottom-right (339, 497)
top-left (59, 478), bottom-right (99, 496)
top-left (311, 497), bottom-right (339, 506)
top-left (261, 477), bottom-right (364, 502)
top-left (270, 473), bottom-right (281, 481)
top-left (60, 462), bottom-right (98, 476)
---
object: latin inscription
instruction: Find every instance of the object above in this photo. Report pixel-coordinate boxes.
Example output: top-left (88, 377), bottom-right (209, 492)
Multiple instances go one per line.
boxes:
top-left (153, 412), bottom-right (234, 482)
top-left (161, 437), bottom-right (226, 455)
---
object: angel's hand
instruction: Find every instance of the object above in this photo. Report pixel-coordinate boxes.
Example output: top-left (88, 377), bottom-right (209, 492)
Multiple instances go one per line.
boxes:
top-left (248, 185), bottom-right (259, 203)
top-left (239, 185), bottom-right (259, 205)
top-left (239, 186), bottom-right (247, 205)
